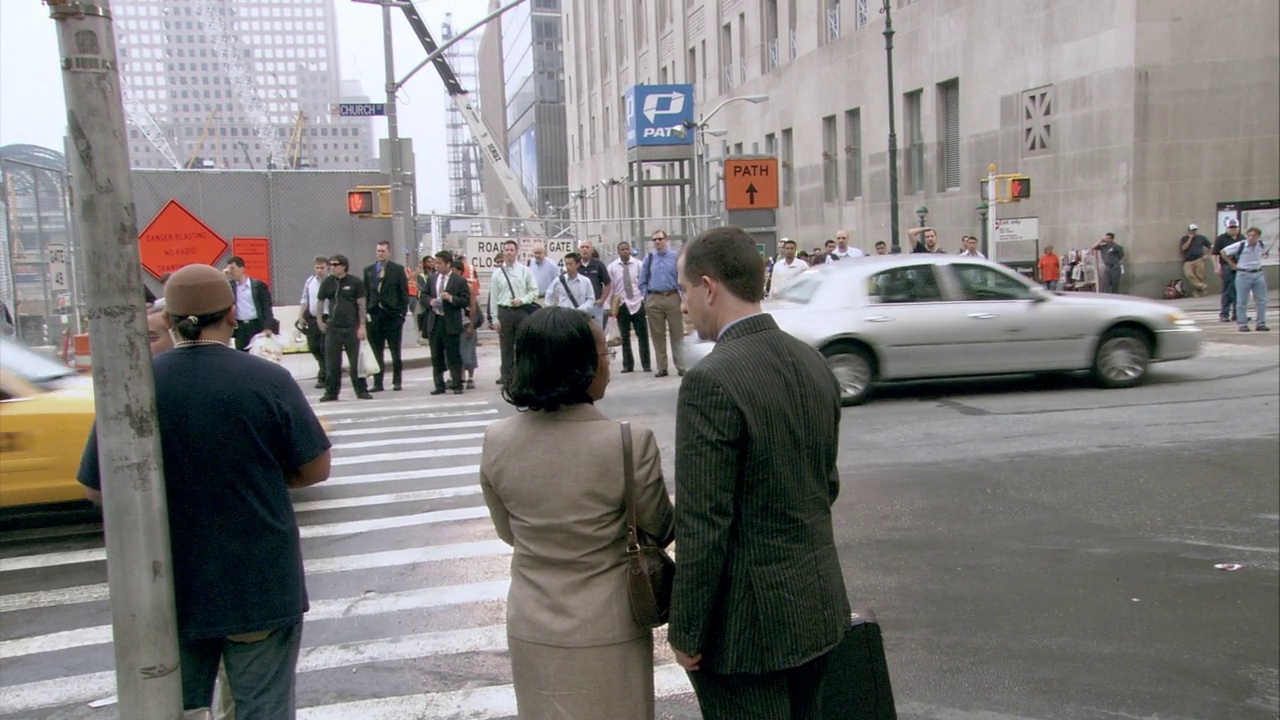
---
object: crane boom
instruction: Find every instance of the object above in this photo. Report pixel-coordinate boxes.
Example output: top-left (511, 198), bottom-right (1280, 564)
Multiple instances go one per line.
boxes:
top-left (120, 78), bottom-right (181, 169)
top-left (397, 2), bottom-right (545, 238)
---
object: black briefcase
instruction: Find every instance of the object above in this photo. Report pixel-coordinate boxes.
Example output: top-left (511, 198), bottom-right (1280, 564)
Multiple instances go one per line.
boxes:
top-left (819, 609), bottom-right (898, 719)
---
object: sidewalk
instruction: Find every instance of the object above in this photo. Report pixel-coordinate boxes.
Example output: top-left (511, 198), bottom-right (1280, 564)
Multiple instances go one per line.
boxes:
top-left (1163, 295), bottom-right (1280, 314)
top-left (279, 330), bottom-right (502, 382)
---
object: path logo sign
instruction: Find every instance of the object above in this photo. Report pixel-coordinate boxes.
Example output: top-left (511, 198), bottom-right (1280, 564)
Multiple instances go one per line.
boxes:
top-left (626, 84), bottom-right (695, 148)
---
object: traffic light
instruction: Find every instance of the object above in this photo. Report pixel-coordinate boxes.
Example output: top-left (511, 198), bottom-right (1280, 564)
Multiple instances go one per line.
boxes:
top-left (347, 186), bottom-right (392, 218)
top-left (1009, 176), bottom-right (1031, 200)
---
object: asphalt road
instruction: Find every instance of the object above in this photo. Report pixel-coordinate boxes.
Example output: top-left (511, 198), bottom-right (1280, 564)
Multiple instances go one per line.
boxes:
top-left (0, 329), bottom-right (1276, 720)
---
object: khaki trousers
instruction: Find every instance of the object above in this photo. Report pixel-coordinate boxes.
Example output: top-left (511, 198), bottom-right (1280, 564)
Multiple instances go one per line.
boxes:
top-left (1183, 258), bottom-right (1208, 295)
top-left (644, 291), bottom-right (684, 373)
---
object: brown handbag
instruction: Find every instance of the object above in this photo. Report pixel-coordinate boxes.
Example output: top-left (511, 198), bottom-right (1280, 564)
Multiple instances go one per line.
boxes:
top-left (621, 421), bottom-right (676, 629)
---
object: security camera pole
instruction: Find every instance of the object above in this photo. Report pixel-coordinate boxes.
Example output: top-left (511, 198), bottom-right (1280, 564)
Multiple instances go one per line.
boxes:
top-left (46, 1), bottom-right (184, 717)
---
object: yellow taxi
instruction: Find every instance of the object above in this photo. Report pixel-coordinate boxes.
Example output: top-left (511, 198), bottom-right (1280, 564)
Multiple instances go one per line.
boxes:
top-left (0, 337), bottom-right (96, 509)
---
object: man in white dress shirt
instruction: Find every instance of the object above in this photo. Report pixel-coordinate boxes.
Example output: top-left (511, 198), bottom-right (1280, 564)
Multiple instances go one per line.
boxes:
top-left (547, 252), bottom-right (596, 316)
top-left (770, 239), bottom-right (810, 296)
top-left (607, 241), bottom-right (651, 373)
top-left (825, 229), bottom-right (864, 262)
top-left (298, 256), bottom-right (329, 388)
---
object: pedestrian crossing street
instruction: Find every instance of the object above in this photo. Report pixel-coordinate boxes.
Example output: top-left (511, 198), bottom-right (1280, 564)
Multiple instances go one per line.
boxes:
top-left (0, 396), bottom-right (697, 719)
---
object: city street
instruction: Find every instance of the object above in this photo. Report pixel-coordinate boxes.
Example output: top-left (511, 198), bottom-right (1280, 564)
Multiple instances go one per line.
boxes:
top-left (1, 320), bottom-right (1277, 719)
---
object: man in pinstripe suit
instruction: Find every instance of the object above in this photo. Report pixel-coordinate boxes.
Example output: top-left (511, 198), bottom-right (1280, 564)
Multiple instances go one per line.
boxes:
top-left (670, 226), bottom-right (851, 719)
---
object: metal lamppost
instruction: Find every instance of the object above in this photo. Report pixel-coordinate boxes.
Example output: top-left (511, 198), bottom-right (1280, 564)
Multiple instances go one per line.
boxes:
top-left (682, 94), bottom-right (768, 233)
top-left (916, 204), bottom-right (929, 235)
top-left (881, 0), bottom-right (902, 253)
top-left (976, 202), bottom-right (989, 257)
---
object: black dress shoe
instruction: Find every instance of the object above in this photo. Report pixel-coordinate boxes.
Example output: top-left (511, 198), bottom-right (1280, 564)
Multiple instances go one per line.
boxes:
top-left (452, 388), bottom-right (464, 394)
top-left (370, 385), bottom-right (385, 393)
top-left (654, 370), bottom-right (669, 378)
top-left (314, 381), bottom-right (326, 389)
top-left (1257, 325), bottom-right (1272, 332)
top-left (356, 392), bottom-right (374, 400)
top-left (621, 368), bottom-right (634, 374)
top-left (393, 384), bottom-right (403, 391)
top-left (642, 368), bottom-right (652, 373)
top-left (318, 395), bottom-right (338, 402)
top-left (431, 388), bottom-right (447, 395)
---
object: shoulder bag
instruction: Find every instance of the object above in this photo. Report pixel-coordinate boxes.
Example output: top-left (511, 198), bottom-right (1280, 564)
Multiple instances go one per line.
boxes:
top-left (558, 274), bottom-right (581, 308)
top-left (621, 421), bottom-right (675, 629)
top-left (499, 266), bottom-right (540, 316)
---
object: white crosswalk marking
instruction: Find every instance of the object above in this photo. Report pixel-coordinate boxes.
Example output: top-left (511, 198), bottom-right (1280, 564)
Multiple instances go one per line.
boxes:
top-left (0, 397), bottom-right (695, 719)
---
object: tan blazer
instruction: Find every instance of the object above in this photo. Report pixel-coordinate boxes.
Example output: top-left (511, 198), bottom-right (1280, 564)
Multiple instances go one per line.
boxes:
top-left (480, 404), bottom-right (674, 647)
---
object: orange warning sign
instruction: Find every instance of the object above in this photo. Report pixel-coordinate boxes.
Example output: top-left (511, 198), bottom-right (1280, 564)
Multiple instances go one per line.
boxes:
top-left (138, 200), bottom-right (230, 279)
top-left (232, 237), bottom-right (271, 287)
top-left (724, 158), bottom-right (780, 211)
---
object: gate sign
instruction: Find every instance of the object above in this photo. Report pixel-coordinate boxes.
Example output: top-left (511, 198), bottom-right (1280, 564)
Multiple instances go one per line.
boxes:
top-left (138, 199), bottom-right (230, 279)
top-left (465, 237), bottom-right (577, 270)
top-left (993, 217), bottom-right (1039, 244)
top-left (625, 84), bottom-right (695, 148)
top-left (232, 237), bottom-right (271, 287)
top-left (724, 158), bottom-right (779, 210)
top-left (48, 243), bottom-right (68, 292)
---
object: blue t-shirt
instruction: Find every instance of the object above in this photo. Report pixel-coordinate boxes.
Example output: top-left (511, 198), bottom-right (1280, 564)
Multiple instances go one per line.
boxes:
top-left (78, 344), bottom-right (330, 640)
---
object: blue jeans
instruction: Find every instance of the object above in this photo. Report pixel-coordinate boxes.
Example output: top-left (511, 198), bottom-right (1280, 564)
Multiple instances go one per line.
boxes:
top-left (181, 623), bottom-right (303, 720)
top-left (1236, 271), bottom-right (1268, 328)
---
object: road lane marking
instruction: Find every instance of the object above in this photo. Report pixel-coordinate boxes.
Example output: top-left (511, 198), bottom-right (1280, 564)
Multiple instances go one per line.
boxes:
top-left (1, 580), bottom-right (511, 659)
top-left (292, 485), bottom-right (482, 512)
top-left (300, 505), bottom-right (490, 539)
top-left (323, 408), bottom-right (498, 426)
top-left (314, 400), bottom-right (491, 418)
top-left (332, 446), bottom-right (481, 466)
top-left (0, 540), bottom-right (513, 610)
top-left (323, 464), bottom-right (479, 487)
top-left (326, 419), bottom-right (494, 437)
top-left (332, 432), bottom-right (485, 451)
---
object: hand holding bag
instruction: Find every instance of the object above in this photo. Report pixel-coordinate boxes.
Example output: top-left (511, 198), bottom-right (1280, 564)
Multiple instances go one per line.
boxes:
top-left (357, 339), bottom-right (381, 378)
top-left (621, 421), bottom-right (676, 629)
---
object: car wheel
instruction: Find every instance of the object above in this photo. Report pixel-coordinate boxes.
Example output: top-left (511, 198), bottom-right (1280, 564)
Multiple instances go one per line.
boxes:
top-left (822, 344), bottom-right (875, 406)
top-left (1092, 327), bottom-right (1151, 388)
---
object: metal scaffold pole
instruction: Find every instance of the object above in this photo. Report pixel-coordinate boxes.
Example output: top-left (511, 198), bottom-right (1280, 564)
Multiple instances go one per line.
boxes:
top-left (46, 1), bottom-right (184, 717)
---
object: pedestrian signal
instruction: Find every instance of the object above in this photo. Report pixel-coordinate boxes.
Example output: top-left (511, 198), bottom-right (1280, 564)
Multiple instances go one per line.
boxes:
top-left (1009, 177), bottom-right (1031, 200)
top-left (347, 186), bottom-right (392, 218)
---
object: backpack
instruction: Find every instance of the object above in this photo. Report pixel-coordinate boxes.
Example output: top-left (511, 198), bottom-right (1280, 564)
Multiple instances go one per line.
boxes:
top-left (1163, 279), bottom-right (1186, 299)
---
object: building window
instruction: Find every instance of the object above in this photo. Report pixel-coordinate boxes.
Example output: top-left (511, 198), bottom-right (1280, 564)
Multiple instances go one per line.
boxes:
top-left (844, 108), bottom-right (862, 200)
top-left (938, 79), bottom-right (960, 190)
top-left (1022, 85), bottom-right (1054, 156)
top-left (856, 0), bottom-right (869, 29)
top-left (764, 0), bottom-right (779, 72)
top-left (781, 127), bottom-right (794, 206)
top-left (822, 115), bottom-right (838, 203)
top-left (904, 90), bottom-right (923, 194)
top-left (765, 132), bottom-right (777, 156)
top-left (825, 0), bottom-right (841, 43)
top-left (720, 22), bottom-right (733, 92)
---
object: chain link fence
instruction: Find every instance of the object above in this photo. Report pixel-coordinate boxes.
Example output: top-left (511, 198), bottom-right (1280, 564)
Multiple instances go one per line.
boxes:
top-left (1, 155), bottom-right (77, 347)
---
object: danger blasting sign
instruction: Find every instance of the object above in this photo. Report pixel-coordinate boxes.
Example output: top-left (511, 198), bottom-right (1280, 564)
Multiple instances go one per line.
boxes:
top-left (464, 237), bottom-right (577, 270)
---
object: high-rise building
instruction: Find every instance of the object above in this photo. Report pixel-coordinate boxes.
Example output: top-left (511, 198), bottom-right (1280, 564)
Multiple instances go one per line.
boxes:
top-left (441, 13), bottom-right (485, 216)
top-left (476, 0), bottom-right (569, 228)
top-left (112, 0), bottom-right (376, 171)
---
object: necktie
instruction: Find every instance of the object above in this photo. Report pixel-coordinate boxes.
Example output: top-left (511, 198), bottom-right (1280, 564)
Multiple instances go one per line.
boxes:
top-left (622, 261), bottom-right (634, 296)
top-left (435, 274), bottom-right (445, 315)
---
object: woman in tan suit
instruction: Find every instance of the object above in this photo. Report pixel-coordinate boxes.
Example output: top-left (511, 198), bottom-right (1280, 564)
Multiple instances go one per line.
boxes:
top-left (480, 307), bottom-right (674, 719)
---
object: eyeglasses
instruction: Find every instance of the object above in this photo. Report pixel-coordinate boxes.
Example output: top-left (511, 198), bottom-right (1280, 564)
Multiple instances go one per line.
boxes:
top-left (600, 349), bottom-right (617, 359)
top-left (329, 262), bottom-right (343, 267)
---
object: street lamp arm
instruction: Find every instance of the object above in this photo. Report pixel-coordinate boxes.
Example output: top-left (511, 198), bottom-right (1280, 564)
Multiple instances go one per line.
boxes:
top-left (395, 0), bottom-right (528, 89)
top-left (699, 94), bottom-right (769, 127)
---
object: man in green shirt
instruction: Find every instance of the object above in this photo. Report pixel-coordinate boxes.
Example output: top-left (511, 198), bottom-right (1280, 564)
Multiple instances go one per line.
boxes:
top-left (488, 239), bottom-right (539, 384)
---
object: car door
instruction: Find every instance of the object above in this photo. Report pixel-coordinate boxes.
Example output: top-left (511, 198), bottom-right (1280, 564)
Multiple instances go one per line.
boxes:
top-left (859, 264), bottom-right (965, 380)
top-left (0, 374), bottom-right (57, 508)
top-left (943, 263), bottom-right (1084, 372)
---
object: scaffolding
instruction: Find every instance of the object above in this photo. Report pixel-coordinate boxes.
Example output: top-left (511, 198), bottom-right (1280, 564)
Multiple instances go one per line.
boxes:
top-left (441, 13), bottom-right (485, 216)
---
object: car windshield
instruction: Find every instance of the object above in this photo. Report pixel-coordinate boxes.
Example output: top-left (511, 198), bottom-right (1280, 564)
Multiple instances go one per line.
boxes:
top-left (0, 337), bottom-right (78, 385)
top-left (773, 274), bottom-right (822, 304)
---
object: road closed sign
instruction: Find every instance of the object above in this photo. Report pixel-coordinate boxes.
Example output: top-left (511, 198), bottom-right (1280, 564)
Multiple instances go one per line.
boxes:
top-left (724, 158), bottom-right (779, 211)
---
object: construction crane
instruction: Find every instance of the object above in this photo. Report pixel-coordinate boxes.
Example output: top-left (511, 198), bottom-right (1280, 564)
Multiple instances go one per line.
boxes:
top-left (283, 111), bottom-right (314, 169)
top-left (193, 0), bottom-right (285, 169)
top-left (120, 77), bottom-right (182, 170)
top-left (397, 3), bottom-right (546, 238)
top-left (184, 110), bottom-right (221, 169)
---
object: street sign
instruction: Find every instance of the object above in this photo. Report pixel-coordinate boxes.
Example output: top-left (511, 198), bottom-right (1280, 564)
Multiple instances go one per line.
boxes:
top-left (625, 84), bottom-right (695, 148)
top-left (48, 243), bottom-right (68, 292)
top-left (138, 200), bottom-right (230, 279)
top-left (993, 217), bottom-right (1039, 244)
top-left (335, 103), bottom-right (386, 117)
top-left (232, 237), bottom-right (272, 287)
top-left (465, 237), bottom-right (576, 270)
top-left (724, 158), bottom-right (779, 211)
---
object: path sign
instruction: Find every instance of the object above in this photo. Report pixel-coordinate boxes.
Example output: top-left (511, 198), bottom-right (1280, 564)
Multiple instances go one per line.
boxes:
top-left (48, 243), bottom-right (68, 292)
top-left (993, 217), bottom-right (1039, 244)
top-left (232, 237), bottom-right (272, 287)
top-left (138, 200), bottom-right (230, 279)
top-left (724, 158), bottom-right (779, 211)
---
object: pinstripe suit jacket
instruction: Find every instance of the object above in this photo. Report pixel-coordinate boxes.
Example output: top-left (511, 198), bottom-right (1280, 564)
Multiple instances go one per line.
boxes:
top-left (669, 312), bottom-right (850, 675)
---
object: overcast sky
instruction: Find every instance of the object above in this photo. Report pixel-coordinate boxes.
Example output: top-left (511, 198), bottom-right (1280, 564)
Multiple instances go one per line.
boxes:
top-left (0, 0), bottom-right (488, 214)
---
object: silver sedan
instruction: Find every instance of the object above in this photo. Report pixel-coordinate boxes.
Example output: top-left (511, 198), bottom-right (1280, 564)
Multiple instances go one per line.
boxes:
top-left (685, 255), bottom-right (1202, 405)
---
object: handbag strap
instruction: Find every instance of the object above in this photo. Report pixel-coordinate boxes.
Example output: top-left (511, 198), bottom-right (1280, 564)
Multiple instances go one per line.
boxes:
top-left (559, 273), bottom-right (580, 308)
top-left (620, 421), bottom-right (641, 551)
top-left (499, 266), bottom-right (518, 300)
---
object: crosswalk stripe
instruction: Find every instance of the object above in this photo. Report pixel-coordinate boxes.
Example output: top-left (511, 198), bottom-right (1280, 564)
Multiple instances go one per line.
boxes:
top-left (323, 408), bottom-right (498, 426)
top-left (332, 446), bottom-right (481, 466)
top-left (0, 540), bottom-right (512, 611)
top-left (292, 485), bottom-right (482, 513)
top-left (314, 400), bottom-right (491, 418)
top-left (323, 464), bottom-right (479, 487)
top-left (300, 505), bottom-right (490, 539)
top-left (0, 624), bottom-right (511, 715)
top-left (295, 663), bottom-right (695, 720)
top-left (331, 432), bottom-right (485, 451)
top-left (0, 580), bottom-right (511, 659)
top-left (326, 419), bottom-right (494, 437)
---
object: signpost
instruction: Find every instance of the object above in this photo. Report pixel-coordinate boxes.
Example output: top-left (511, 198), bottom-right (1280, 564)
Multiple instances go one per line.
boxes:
top-left (724, 157), bottom-right (780, 211)
top-left (232, 237), bottom-right (271, 287)
top-left (334, 102), bottom-right (387, 117)
top-left (137, 200), bottom-right (230, 279)
top-left (48, 243), bottom-right (68, 293)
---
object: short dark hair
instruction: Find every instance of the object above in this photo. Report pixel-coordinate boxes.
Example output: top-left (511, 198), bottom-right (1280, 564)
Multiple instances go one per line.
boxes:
top-left (226, 256), bottom-right (246, 268)
top-left (451, 257), bottom-right (465, 272)
top-left (504, 307), bottom-right (598, 412)
top-left (503, 239), bottom-right (518, 250)
top-left (782, 239), bottom-right (797, 248)
top-left (329, 254), bottom-right (349, 268)
top-left (797, 250), bottom-right (810, 258)
top-left (617, 241), bottom-right (631, 251)
top-left (170, 307), bottom-right (231, 341)
top-left (681, 226), bottom-right (766, 303)
top-left (435, 250), bottom-right (454, 264)
top-left (376, 240), bottom-right (390, 249)
top-left (564, 252), bottom-right (581, 265)
top-left (874, 240), bottom-right (887, 247)
top-left (824, 239), bottom-right (835, 247)
top-left (314, 255), bottom-right (329, 264)
top-left (1105, 232), bottom-right (1115, 240)
top-left (651, 230), bottom-right (667, 239)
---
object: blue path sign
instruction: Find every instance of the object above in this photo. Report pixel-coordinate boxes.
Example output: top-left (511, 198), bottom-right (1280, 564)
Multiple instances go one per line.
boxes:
top-left (625, 84), bottom-right (696, 149)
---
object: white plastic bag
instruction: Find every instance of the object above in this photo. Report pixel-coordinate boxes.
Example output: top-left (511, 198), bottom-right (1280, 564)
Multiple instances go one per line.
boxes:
top-left (605, 318), bottom-right (622, 347)
top-left (247, 333), bottom-right (284, 364)
top-left (357, 339), bottom-right (381, 377)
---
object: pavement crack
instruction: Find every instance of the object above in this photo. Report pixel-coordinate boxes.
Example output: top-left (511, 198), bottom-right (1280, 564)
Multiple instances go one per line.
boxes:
top-left (935, 398), bottom-right (991, 416)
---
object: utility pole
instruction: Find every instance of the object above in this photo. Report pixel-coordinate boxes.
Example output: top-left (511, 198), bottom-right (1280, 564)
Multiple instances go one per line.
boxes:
top-left (46, 2), bottom-right (183, 718)
top-left (381, 0), bottom-right (413, 267)
top-left (881, 0), bottom-right (902, 253)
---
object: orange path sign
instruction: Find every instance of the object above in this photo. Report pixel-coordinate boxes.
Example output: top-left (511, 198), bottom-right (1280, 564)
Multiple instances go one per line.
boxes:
top-left (232, 237), bottom-right (272, 287)
top-left (724, 158), bottom-right (780, 211)
top-left (138, 200), bottom-right (230, 279)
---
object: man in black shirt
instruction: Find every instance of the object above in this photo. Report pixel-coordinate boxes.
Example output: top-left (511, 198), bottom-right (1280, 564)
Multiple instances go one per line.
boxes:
top-left (576, 239), bottom-right (612, 327)
top-left (1213, 219), bottom-right (1244, 322)
top-left (317, 254), bottom-right (372, 401)
top-left (1179, 223), bottom-right (1213, 297)
top-left (1092, 233), bottom-right (1126, 293)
